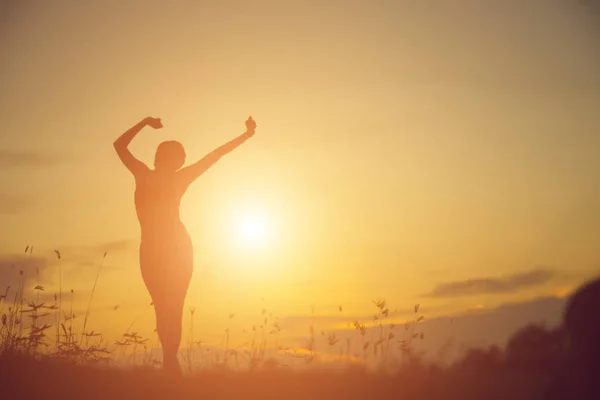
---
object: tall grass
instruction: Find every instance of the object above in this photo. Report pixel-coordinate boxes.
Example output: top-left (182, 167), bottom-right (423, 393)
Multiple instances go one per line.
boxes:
top-left (54, 250), bottom-right (62, 349)
top-left (0, 248), bottom-right (112, 363)
top-left (81, 251), bottom-right (107, 344)
top-left (0, 246), bottom-right (427, 372)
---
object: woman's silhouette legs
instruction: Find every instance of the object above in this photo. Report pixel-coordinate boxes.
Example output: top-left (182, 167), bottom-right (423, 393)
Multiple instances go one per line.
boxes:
top-left (140, 235), bottom-right (192, 374)
top-left (154, 297), bottom-right (186, 374)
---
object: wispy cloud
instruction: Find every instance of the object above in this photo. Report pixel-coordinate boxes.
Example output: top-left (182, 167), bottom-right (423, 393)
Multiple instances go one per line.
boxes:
top-left (58, 239), bottom-right (136, 267)
top-left (0, 241), bottom-right (136, 291)
top-left (285, 294), bottom-right (568, 365)
top-left (0, 149), bottom-right (68, 167)
top-left (0, 192), bottom-right (34, 214)
top-left (0, 254), bottom-right (51, 289)
top-left (94, 239), bottom-right (137, 255)
top-left (40, 240), bottom-right (138, 275)
top-left (60, 239), bottom-right (136, 256)
top-left (423, 269), bottom-right (555, 298)
top-left (279, 305), bottom-right (432, 335)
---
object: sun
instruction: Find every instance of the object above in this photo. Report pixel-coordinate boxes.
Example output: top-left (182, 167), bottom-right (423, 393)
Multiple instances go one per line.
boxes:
top-left (239, 217), bottom-right (266, 242)
top-left (235, 213), bottom-right (269, 248)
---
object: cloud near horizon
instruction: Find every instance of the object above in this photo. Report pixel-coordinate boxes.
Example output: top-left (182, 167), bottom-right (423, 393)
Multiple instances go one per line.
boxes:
top-left (0, 149), bottom-right (70, 168)
top-left (283, 294), bottom-right (568, 364)
top-left (0, 192), bottom-right (34, 214)
top-left (0, 254), bottom-right (52, 292)
top-left (0, 241), bottom-right (137, 294)
top-left (0, 149), bottom-right (74, 213)
top-left (58, 239), bottom-right (138, 260)
top-left (423, 269), bottom-right (555, 298)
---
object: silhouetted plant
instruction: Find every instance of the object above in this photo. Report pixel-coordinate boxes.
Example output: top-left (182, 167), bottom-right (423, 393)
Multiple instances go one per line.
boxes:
top-left (505, 323), bottom-right (565, 371)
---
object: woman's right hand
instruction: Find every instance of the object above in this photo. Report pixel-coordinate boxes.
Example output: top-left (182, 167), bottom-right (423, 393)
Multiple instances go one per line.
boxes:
top-left (245, 116), bottom-right (257, 134)
top-left (144, 117), bottom-right (163, 129)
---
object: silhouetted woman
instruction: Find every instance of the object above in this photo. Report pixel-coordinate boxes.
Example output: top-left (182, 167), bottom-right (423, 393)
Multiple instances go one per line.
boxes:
top-left (113, 116), bottom-right (256, 373)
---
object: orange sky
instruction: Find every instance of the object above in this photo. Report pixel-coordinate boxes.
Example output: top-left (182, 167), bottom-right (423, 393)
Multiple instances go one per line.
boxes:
top-left (1, 0), bottom-right (599, 356)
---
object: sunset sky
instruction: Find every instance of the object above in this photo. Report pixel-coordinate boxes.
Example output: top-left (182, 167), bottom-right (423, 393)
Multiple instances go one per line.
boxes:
top-left (1, 0), bottom-right (599, 360)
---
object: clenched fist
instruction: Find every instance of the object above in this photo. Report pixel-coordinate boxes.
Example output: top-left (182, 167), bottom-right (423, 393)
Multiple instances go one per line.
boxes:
top-left (245, 116), bottom-right (257, 134)
top-left (144, 117), bottom-right (163, 129)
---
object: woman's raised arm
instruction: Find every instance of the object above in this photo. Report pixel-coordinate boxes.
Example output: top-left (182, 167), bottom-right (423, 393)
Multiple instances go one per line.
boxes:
top-left (177, 116), bottom-right (256, 186)
top-left (114, 117), bottom-right (162, 176)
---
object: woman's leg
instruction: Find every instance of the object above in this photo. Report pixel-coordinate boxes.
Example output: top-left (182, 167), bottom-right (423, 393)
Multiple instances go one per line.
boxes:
top-left (140, 233), bottom-right (192, 373)
top-left (144, 264), bottom-right (191, 373)
top-left (155, 293), bottom-right (186, 373)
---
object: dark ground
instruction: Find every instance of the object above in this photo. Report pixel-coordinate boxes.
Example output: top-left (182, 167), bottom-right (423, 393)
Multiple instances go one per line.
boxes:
top-left (1, 351), bottom-right (554, 400)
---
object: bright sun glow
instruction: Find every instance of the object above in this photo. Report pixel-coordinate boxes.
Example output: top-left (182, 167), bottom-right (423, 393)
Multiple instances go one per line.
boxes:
top-left (236, 213), bottom-right (269, 248)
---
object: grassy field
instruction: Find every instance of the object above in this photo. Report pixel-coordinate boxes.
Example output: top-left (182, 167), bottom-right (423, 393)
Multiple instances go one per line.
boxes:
top-left (1, 350), bottom-right (555, 400)
top-left (0, 247), bottom-right (568, 399)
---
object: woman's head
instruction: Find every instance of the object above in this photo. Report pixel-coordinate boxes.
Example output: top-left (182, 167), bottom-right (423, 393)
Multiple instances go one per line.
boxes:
top-left (154, 141), bottom-right (186, 171)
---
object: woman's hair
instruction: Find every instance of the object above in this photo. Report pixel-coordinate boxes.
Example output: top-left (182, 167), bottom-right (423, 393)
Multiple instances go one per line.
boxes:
top-left (154, 140), bottom-right (186, 171)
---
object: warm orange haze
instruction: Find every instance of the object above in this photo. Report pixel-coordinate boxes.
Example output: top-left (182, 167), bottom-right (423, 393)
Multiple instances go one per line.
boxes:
top-left (1, 0), bottom-right (600, 398)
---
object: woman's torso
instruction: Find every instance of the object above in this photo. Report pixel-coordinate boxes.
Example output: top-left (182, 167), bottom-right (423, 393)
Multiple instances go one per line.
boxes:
top-left (134, 170), bottom-right (188, 241)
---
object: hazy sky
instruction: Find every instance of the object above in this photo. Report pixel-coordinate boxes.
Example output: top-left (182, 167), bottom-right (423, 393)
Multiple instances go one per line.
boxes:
top-left (0, 0), bottom-right (599, 352)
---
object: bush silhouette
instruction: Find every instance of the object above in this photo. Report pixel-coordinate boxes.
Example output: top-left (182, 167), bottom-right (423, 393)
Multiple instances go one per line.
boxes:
top-left (505, 324), bottom-right (565, 371)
